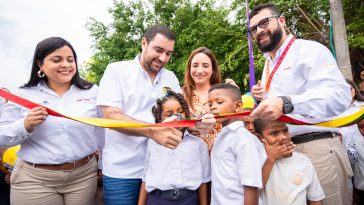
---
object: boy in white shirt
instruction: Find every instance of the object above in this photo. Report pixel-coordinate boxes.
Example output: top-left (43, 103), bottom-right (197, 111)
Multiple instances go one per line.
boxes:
top-left (254, 118), bottom-right (325, 205)
top-left (208, 83), bottom-right (267, 205)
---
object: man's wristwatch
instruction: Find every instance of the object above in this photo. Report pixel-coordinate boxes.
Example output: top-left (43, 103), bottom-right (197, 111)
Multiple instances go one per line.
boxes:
top-left (279, 96), bottom-right (294, 114)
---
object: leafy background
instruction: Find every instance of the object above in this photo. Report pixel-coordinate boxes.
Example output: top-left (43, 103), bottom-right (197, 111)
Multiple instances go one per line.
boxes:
top-left (83, 0), bottom-right (363, 93)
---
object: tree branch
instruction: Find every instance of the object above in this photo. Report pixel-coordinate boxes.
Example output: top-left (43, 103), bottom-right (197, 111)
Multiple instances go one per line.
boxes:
top-left (295, 4), bottom-right (328, 44)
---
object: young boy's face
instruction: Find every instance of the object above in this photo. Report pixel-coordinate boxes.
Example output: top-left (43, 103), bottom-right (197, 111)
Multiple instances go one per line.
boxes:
top-left (261, 121), bottom-right (292, 157)
top-left (242, 116), bottom-right (255, 133)
top-left (208, 89), bottom-right (241, 126)
top-left (161, 99), bottom-right (186, 121)
top-left (357, 119), bottom-right (364, 136)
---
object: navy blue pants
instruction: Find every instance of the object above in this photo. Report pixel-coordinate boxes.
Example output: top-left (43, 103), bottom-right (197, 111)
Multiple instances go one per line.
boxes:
top-left (0, 174), bottom-right (10, 205)
top-left (146, 190), bottom-right (198, 205)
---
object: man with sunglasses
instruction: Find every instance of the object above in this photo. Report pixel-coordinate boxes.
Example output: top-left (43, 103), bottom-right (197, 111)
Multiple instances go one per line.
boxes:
top-left (250, 3), bottom-right (353, 205)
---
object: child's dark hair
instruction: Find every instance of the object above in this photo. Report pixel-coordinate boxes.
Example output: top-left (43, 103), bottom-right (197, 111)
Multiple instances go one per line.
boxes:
top-left (254, 118), bottom-right (270, 135)
top-left (152, 87), bottom-right (191, 123)
top-left (208, 83), bottom-right (241, 101)
top-left (254, 118), bottom-right (286, 135)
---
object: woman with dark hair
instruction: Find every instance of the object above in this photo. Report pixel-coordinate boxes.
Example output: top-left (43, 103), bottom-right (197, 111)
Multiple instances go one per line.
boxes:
top-left (23, 37), bottom-right (93, 90)
top-left (347, 78), bottom-right (364, 105)
top-left (353, 61), bottom-right (364, 95)
top-left (182, 47), bottom-right (237, 152)
top-left (0, 37), bottom-right (103, 205)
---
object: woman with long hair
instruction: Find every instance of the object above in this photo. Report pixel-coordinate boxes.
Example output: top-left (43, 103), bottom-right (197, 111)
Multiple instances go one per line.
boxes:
top-left (0, 37), bottom-right (103, 205)
top-left (183, 47), bottom-right (238, 151)
top-left (182, 47), bottom-right (222, 152)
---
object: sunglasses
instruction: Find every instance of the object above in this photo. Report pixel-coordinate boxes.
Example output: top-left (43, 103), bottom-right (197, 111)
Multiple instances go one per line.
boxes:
top-left (248, 15), bottom-right (279, 35)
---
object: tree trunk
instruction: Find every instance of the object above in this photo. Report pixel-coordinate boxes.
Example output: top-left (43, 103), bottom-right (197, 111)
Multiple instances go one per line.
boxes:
top-left (329, 0), bottom-right (352, 80)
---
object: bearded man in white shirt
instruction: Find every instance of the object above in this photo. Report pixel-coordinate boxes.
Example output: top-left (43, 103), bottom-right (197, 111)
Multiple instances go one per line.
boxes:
top-left (249, 3), bottom-right (353, 205)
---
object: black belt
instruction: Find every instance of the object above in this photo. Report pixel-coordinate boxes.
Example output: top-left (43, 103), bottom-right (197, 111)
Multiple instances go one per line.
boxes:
top-left (152, 189), bottom-right (196, 200)
top-left (292, 132), bottom-right (335, 144)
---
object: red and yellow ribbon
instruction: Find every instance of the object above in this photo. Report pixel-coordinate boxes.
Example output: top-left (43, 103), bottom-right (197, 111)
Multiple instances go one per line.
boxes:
top-left (0, 89), bottom-right (363, 128)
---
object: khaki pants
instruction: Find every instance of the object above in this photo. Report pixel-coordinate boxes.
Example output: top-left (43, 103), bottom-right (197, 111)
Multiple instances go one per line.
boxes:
top-left (10, 156), bottom-right (98, 205)
top-left (295, 136), bottom-right (353, 205)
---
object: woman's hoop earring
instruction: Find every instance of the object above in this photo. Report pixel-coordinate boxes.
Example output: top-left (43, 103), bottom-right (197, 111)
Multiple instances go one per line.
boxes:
top-left (37, 70), bottom-right (45, 78)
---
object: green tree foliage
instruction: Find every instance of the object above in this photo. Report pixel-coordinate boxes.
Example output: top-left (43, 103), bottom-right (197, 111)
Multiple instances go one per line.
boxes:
top-left (344, 0), bottom-right (364, 49)
top-left (86, 0), bottom-right (259, 91)
top-left (343, 0), bottom-right (363, 71)
top-left (86, 0), bottom-right (363, 92)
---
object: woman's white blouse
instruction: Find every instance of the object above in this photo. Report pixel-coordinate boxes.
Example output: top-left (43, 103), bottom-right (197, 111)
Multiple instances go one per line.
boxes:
top-left (0, 83), bottom-right (104, 164)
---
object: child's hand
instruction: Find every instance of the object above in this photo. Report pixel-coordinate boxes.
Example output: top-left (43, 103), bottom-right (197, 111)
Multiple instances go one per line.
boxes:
top-left (162, 115), bottom-right (180, 122)
top-left (200, 113), bottom-right (216, 124)
top-left (262, 137), bottom-right (295, 162)
top-left (225, 78), bottom-right (239, 88)
top-left (195, 114), bottom-right (216, 135)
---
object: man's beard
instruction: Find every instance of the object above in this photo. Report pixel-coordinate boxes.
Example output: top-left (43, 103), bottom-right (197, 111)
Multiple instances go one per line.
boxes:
top-left (256, 26), bottom-right (283, 53)
top-left (145, 63), bottom-right (158, 73)
top-left (142, 56), bottom-right (162, 74)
